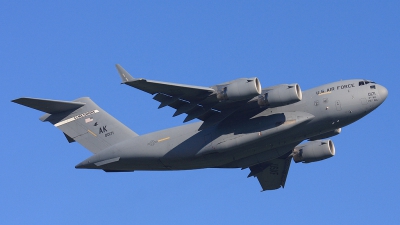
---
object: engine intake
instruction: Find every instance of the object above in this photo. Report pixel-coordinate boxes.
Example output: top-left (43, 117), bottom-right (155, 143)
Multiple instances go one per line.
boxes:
top-left (292, 140), bottom-right (335, 163)
top-left (216, 78), bottom-right (261, 102)
top-left (258, 83), bottom-right (302, 107)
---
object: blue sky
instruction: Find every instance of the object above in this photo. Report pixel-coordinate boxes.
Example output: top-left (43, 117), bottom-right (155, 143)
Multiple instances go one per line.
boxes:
top-left (1, 1), bottom-right (399, 224)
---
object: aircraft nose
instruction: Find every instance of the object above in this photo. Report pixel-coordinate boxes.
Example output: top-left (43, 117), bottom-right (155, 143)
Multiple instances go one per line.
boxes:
top-left (378, 85), bottom-right (388, 102)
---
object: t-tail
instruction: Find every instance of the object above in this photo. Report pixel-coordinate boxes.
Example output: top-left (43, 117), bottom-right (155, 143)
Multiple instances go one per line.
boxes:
top-left (12, 97), bottom-right (138, 154)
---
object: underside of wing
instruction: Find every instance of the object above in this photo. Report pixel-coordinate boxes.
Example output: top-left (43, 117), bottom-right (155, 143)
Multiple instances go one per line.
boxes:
top-left (116, 64), bottom-right (250, 129)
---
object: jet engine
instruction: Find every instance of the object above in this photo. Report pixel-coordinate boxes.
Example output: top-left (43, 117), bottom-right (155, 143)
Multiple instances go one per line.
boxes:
top-left (292, 140), bottom-right (335, 163)
top-left (258, 84), bottom-right (302, 107)
top-left (216, 78), bottom-right (262, 102)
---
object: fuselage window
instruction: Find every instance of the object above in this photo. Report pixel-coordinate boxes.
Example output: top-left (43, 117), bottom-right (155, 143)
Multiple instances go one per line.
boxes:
top-left (370, 85), bottom-right (376, 89)
top-left (359, 81), bottom-right (364, 86)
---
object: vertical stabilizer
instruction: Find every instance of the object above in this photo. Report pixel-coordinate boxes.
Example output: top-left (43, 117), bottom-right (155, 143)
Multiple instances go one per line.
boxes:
top-left (12, 97), bottom-right (138, 154)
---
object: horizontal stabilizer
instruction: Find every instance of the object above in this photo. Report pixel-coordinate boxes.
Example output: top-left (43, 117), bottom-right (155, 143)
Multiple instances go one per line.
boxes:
top-left (12, 97), bottom-right (85, 114)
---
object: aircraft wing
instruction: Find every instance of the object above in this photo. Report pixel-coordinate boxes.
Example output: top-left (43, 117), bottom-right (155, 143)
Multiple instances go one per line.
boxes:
top-left (116, 64), bottom-right (247, 129)
top-left (248, 157), bottom-right (292, 191)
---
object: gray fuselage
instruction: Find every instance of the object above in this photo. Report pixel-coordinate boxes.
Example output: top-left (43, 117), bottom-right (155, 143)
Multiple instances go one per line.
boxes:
top-left (77, 79), bottom-right (387, 171)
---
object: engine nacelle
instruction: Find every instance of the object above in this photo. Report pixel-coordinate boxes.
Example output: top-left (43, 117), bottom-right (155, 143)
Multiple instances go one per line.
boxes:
top-left (216, 78), bottom-right (261, 102)
top-left (292, 140), bottom-right (335, 163)
top-left (258, 83), bottom-right (302, 107)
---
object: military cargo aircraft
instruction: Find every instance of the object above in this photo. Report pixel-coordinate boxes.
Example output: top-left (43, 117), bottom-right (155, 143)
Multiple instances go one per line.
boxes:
top-left (12, 65), bottom-right (388, 191)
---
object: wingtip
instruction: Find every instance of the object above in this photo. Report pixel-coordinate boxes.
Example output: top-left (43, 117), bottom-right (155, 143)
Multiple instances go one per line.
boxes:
top-left (11, 97), bottom-right (27, 104)
top-left (115, 64), bottom-right (134, 83)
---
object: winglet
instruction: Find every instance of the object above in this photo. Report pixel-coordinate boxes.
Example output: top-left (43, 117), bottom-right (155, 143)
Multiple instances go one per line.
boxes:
top-left (116, 64), bottom-right (134, 83)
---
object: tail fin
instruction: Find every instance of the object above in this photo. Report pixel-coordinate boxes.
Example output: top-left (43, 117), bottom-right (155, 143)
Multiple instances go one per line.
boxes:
top-left (12, 97), bottom-right (138, 154)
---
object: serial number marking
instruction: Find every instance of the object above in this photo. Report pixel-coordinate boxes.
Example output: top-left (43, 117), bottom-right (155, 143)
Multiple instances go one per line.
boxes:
top-left (105, 131), bottom-right (114, 137)
top-left (367, 92), bottom-right (379, 102)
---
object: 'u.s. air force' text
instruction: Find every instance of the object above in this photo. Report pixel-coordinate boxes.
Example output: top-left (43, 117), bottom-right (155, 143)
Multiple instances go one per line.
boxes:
top-left (316, 83), bottom-right (355, 95)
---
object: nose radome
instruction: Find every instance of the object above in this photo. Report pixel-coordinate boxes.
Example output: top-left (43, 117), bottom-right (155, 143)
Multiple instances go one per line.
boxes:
top-left (378, 85), bottom-right (388, 101)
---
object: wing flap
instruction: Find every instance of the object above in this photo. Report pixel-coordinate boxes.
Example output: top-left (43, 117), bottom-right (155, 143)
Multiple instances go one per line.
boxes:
top-left (183, 105), bottom-right (212, 122)
top-left (198, 108), bottom-right (239, 130)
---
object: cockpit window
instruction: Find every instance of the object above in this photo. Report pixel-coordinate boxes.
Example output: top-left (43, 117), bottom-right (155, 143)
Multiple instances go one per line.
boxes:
top-left (359, 80), bottom-right (377, 86)
top-left (370, 85), bottom-right (376, 89)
